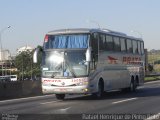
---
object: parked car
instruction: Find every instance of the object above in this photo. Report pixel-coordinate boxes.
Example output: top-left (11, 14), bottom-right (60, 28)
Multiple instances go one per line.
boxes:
top-left (0, 76), bottom-right (11, 82)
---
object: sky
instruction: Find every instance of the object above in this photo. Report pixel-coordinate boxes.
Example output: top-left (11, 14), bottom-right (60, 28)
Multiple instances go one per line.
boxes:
top-left (0, 0), bottom-right (160, 55)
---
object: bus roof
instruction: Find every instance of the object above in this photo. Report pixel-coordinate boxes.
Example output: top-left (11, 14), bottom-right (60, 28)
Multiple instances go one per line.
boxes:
top-left (47, 28), bottom-right (143, 41)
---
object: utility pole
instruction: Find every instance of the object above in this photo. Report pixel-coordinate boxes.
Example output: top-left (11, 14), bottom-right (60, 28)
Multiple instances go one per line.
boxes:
top-left (0, 26), bottom-right (11, 76)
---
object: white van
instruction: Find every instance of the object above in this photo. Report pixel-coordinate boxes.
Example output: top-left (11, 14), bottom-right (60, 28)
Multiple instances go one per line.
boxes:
top-left (10, 75), bottom-right (17, 81)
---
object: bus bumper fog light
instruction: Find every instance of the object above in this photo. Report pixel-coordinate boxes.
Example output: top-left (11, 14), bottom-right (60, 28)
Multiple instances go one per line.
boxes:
top-left (82, 88), bottom-right (88, 92)
top-left (43, 89), bottom-right (47, 92)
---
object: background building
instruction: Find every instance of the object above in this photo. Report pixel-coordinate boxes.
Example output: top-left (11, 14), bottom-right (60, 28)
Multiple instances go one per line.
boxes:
top-left (0, 49), bottom-right (11, 61)
top-left (0, 49), bottom-right (13, 76)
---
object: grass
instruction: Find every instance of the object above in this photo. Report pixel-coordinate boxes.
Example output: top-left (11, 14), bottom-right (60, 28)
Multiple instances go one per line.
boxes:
top-left (148, 53), bottom-right (160, 72)
top-left (144, 52), bottom-right (160, 82)
top-left (145, 76), bottom-right (160, 81)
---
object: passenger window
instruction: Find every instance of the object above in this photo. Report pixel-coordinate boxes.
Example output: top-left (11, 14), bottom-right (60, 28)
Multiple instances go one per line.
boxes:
top-left (113, 37), bottom-right (121, 52)
top-left (138, 41), bottom-right (141, 54)
top-left (99, 34), bottom-right (106, 51)
top-left (133, 40), bottom-right (138, 54)
top-left (120, 38), bottom-right (126, 52)
top-left (127, 39), bottom-right (133, 53)
top-left (106, 35), bottom-right (113, 51)
top-left (141, 42), bottom-right (144, 54)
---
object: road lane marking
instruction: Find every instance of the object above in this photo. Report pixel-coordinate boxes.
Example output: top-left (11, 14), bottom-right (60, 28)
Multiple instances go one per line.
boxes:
top-left (59, 107), bottom-right (71, 111)
top-left (0, 94), bottom-right (55, 103)
top-left (112, 98), bottom-right (137, 104)
top-left (40, 100), bottom-right (62, 105)
top-left (145, 113), bottom-right (160, 120)
top-left (57, 107), bottom-right (71, 113)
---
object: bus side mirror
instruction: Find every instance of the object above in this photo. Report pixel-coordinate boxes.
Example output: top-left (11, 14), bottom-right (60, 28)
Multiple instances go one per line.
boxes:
top-left (33, 48), bottom-right (40, 63)
top-left (86, 47), bottom-right (91, 62)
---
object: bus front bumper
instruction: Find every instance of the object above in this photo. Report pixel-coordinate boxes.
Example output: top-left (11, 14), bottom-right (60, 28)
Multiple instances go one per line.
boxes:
top-left (42, 85), bottom-right (91, 94)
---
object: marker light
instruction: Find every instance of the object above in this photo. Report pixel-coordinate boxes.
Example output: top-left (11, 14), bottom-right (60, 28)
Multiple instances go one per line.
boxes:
top-left (44, 35), bottom-right (49, 42)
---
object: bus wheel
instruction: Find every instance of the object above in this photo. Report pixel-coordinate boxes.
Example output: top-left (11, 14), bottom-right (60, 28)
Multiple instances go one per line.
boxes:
top-left (55, 94), bottom-right (65, 100)
top-left (92, 80), bottom-right (104, 99)
top-left (129, 80), bottom-right (136, 92)
top-left (122, 80), bottom-right (136, 92)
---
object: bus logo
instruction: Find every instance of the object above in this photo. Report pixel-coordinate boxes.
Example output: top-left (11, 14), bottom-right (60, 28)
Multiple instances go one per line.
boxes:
top-left (61, 82), bottom-right (65, 86)
top-left (108, 56), bottom-right (118, 64)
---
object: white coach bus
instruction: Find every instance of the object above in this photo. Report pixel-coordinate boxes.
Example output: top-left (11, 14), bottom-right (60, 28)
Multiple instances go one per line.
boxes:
top-left (33, 28), bottom-right (145, 100)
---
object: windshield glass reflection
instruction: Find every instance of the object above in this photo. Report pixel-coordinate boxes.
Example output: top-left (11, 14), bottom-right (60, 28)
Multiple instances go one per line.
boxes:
top-left (42, 50), bottom-right (88, 78)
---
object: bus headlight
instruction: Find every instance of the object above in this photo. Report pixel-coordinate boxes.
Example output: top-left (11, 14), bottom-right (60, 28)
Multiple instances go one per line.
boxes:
top-left (76, 82), bottom-right (88, 86)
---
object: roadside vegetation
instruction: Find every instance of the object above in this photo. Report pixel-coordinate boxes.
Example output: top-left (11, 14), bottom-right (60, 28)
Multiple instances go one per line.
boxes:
top-left (14, 45), bottom-right (42, 80)
top-left (148, 50), bottom-right (160, 72)
top-left (145, 50), bottom-right (160, 81)
top-left (145, 76), bottom-right (160, 81)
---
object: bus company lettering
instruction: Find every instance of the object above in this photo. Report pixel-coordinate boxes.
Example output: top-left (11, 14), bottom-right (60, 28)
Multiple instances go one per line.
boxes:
top-left (123, 56), bottom-right (141, 64)
top-left (43, 78), bottom-right (87, 83)
top-left (43, 79), bottom-right (62, 83)
top-left (71, 78), bottom-right (86, 83)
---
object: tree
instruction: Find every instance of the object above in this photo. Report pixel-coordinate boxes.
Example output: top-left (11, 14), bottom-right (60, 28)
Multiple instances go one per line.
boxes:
top-left (14, 46), bottom-right (42, 80)
top-left (148, 64), bottom-right (154, 72)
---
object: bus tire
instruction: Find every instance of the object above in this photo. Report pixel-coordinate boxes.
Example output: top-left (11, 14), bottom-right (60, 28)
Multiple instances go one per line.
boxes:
top-left (122, 79), bottom-right (137, 92)
top-left (92, 80), bottom-right (104, 99)
top-left (55, 94), bottom-right (65, 100)
top-left (128, 79), bottom-right (137, 92)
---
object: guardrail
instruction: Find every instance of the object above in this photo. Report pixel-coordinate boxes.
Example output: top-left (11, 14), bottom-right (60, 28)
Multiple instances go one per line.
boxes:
top-left (0, 80), bottom-right (42, 99)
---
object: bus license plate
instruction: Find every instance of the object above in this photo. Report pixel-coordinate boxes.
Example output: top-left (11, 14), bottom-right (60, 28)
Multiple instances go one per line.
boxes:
top-left (55, 88), bottom-right (72, 92)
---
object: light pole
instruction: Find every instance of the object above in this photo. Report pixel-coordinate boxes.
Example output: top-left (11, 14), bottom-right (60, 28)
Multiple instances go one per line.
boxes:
top-left (9, 55), bottom-right (12, 76)
top-left (0, 26), bottom-right (11, 76)
top-left (31, 56), bottom-right (33, 80)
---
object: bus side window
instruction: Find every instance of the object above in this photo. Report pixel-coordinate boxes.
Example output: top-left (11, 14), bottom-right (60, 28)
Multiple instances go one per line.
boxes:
top-left (113, 36), bottom-right (121, 52)
top-left (120, 38), bottom-right (127, 52)
top-left (127, 39), bottom-right (133, 53)
top-left (138, 41), bottom-right (141, 54)
top-left (133, 40), bottom-right (138, 54)
top-left (99, 34), bottom-right (106, 51)
top-left (106, 35), bottom-right (114, 51)
top-left (141, 41), bottom-right (144, 54)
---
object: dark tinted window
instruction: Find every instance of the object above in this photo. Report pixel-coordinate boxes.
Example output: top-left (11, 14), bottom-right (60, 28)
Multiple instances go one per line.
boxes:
top-left (138, 41), bottom-right (141, 54)
top-left (133, 40), bottom-right (138, 54)
top-left (120, 38), bottom-right (126, 52)
top-left (141, 42), bottom-right (144, 54)
top-left (106, 35), bottom-right (113, 51)
top-left (91, 33), bottom-right (99, 54)
top-left (44, 34), bottom-right (89, 49)
top-left (113, 37), bottom-right (121, 52)
top-left (127, 39), bottom-right (133, 53)
top-left (99, 34), bottom-right (106, 51)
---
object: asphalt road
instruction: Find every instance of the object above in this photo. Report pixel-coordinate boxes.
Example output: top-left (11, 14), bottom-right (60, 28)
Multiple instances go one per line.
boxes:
top-left (0, 81), bottom-right (160, 120)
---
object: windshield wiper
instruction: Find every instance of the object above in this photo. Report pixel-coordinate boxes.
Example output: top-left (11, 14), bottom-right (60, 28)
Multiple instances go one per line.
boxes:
top-left (65, 62), bottom-right (76, 78)
top-left (51, 71), bottom-right (61, 78)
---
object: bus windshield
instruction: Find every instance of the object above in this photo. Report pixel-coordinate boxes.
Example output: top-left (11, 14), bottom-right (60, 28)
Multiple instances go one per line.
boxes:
top-left (42, 50), bottom-right (89, 78)
top-left (44, 34), bottom-right (89, 49)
